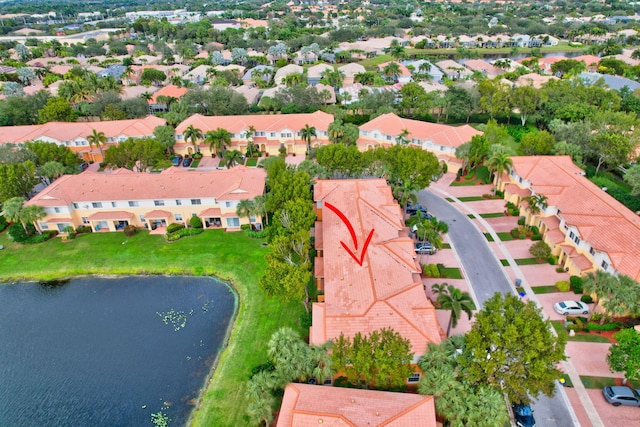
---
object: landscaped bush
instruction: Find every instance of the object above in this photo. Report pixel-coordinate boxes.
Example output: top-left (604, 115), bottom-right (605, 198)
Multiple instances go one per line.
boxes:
top-left (8, 223), bottom-right (56, 244)
top-left (189, 215), bottom-right (203, 229)
top-left (245, 229), bottom-right (267, 239)
top-left (517, 217), bottom-right (525, 226)
top-left (531, 234), bottom-right (542, 241)
top-left (570, 276), bottom-right (583, 294)
top-left (590, 312), bottom-right (603, 322)
top-left (75, 225), bottom-right (92, 234)
top-left (586, 322), bottom-right (622, 332)
top-left (123, 225), bottom-right (137, 236)
top-left (581, 295), bottom-right (594, 304)
top-left (166, 223), bottom-right (185, 233)
top-left (422, 264), bottom-right (440, 278)
top-left (495, 190), bottom-right (504, 198)
top-left (556, 267), bottom-right (565, 273)
top-left (510, 227), bottom-right (520, 238)
top-left (436, 263), bottom-right (448, 278)
top-left (555, 280), bottom-right (570, 292)
top-left (566, 315), bottom-right (586, 331)
top-left (8, 223), bottom-right (28, 242)
top-left (476, 165), bottom-right (490, 184)
top-left (530, 226), bottom-right (540, 235)
top-left (530, 240), bottom-right (551, 260)
top-left (548, 255), bottom-right (558, 265)
top-left (0, 215), bottom-right (7, 233)
top-left (240, 224), bottom-right (251, 231)
top-left (505, 202), bottom-right (520, 216)
top-left (165, 227), bottom-right (204, 242)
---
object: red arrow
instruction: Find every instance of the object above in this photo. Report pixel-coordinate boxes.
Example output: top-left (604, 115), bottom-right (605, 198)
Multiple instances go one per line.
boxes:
top-left (325, 201), bottom-right (375, 266)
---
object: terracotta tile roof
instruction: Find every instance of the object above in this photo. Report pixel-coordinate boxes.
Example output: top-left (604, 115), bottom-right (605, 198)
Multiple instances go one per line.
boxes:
top-left (175, 111), bottom-right (334, 135)
top-left (463, 59), bottom-right (504, 77)
top-left (0, 116), bottom-right (166, 145)
top-left (149, 85), bottom-right (189, 104)
top-left (144, 210), bottom-right (172, 219)
top-left (277, 383), bottom-right (437, 427)
top-left (87, 211), bottom-right (134, 220)
top-left (505, 183), bottom-right (532, 198)
top-left (311, 179), bottom-right (442, 355)
top-left (359, 113), bottom-right (482, 149)
top-left (573, 55), bottom-right (601, 66)
top-left (25, 166), bottom-right (266, 207)
top-left (200, 208), bottom-right (222, 217)
top-left (46, 217), bottom-right (73, 223)
top-left (510, 156), bottom-right (640, 280)
top-left (515, 73), bottom-right (558, 89)
top-left (378, 61), bottom-right (412, 77)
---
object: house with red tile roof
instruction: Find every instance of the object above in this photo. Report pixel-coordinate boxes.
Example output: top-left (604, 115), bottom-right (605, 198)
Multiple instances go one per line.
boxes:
top-left (25, 166), bottom-right (265, 233)
top-left (174, 111), bottom-right (333, 156)
top-left (462, 59), bottom-right (504, 78)
top-left (0, 115), bottom-right (166, 163)
top-left (148, 85), bottom-right (189, 112)
top-left (311, 179), bottom-right (443, 363)
top-left (499, 156), bottom-right (640, 281)
top-left (377, 61), bottom-right (412, 83)
top-left (358, 113), bottom-right (483, 168)
top-left (276, 383), bottom-right (437, 427)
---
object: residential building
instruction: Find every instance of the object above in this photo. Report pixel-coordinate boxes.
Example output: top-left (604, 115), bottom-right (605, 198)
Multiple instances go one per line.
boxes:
top-left (174, 111), bottom-right (334, 156)
top-left (276, 383), bottom-right (437, 426)
top-left (337, 63), bottom-right (366, 85)
top-left (515, 73), bottom-right (558, 89)
top-left (462, 59), bottom-right (504, 78)
top-left (25, 166), bottom-right (266, 233)
top-left (435, 59), bottom-right (472, 80)
top-left (403, 59), bottom-right (443, 82)
top-left (307, 63), bottom-right (333, 86)
top-left (274, 64), bottom-right (304, 86)
top-left (0, 116), bottom-right (166, 163)
top-left (311, 179), bottom-right (443, 364)
top-left (148, 85), bottom-right (189, 113)
top-left (500, 156), bottom-right (640, 281)
top-left (580, 72), bottom-right (640, 91)
top-left (358, 113), bottom-right (483, 168)
top-left (377, 61), bottom-right (412, 83)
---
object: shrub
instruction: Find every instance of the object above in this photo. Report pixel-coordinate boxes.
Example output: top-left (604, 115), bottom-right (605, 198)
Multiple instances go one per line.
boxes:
top-left (510, 227), bottom-right (519, 238)
top-left (422, 264), bottom-right (440, 278)
top-left (590, 312), bottom-right (603, 322)
top-left (581, 295), bottom-right (594, 304)
top-left (586, 322), bottom-right (622, 332)
top-left (278, 146), bottom-right (287, 157)
top-left (548, 255), bottom-right (558, 265)
top-left (166, 227), bottom-right (204, 241)
top-left (566, 315), bottom-right (585, 331)
top-left (240, 224), bottom-right (251, 230)
top-left (24, 232), bottom-right (54, 244)
top-left (530, 240), bottom-right (551, 260)
top-left (531, 234), bottom-right (542, 241)
top-left (75, 225), bottom-right (92, 234)
top-left (189, 215), bottom-right (203, 229)
top-left (166, 223), bottom-right (185, 233)
top-left (555, 280), bottom-right (570, 292)
top-left (0, 215), bottom-right (7, 232)
top-left (570, 276), bottom-right (583, 294)
top-left (530, 226), bottom-right (540, 235)
top-left (495, 190), bottom-right (504, 198)
top-left (556, 267), bottom-right (565, 273)
top-left (8, 223), bottom-right (28, 242)
top-left (123, 224), bottom-right (137, 237)
top-left (245, 229), bottom-right (267, 239)
top-left (518, 233), bottom-right (526, 239)
top-left (476, 165), bottom-right (490, 184)
top-left (437, 263), bottom-right (447, 278)
top-left (517, 217), bottom-right (525, 226)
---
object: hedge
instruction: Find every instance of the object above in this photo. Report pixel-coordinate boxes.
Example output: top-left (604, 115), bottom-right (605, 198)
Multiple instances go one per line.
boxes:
top-left (555, 280), bottom-right (570, 292)
top-left (165, 227), bottom-right (204, 241)
top-left (166, 223), bottom-right (185, 233)
top-left (476, 165), bottom-right (491, 184)
top-left (0, 215), bottom-right (7, 233)
top-left (586, 322), bottom-right (622, 332)
top-left (570, 276), bottom-right (583, 294)
top-left (436, 263), bottom-right (447, 278)
top-left (189, 215), bottom-right (203, 229)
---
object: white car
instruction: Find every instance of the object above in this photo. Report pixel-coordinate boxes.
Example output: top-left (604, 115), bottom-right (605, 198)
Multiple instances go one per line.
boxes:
top-left (553, 300), bottom-right (589, 315)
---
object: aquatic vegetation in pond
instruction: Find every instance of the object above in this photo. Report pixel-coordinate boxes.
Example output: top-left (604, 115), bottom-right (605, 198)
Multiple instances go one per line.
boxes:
top-left (157, 309), bottom-right (188, 331)
top-left (151, 411), bottom-right (169, 427)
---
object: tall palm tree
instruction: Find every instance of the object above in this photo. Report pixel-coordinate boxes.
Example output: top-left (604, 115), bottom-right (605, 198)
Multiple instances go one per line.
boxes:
top-left (236, 199), bottom-right (254, 220)
top-left (522, 193), bottom-right (548, 215)
top-left (183, 125), bottom-right (203, 153)
top-left (20, 205), bottom-right (46, 236)
top-left (383, 62), bottom-right (401, 82)
top-left (86, 129), bottom-right (107, 158)
top-left (432, 283), bottom-right (475, 337)
top-left (392, 180), bottom-right (419, 212)
top-left (252, 194), bottom-right (268, 226)
top-left (486, 152), bottom-right (513, 191)
top-left (204, 128), bottom-right (232, 157)
top-left (300, 124), bottom-right (317, 155)
top-left (583, 270), bottom-right (618, 315)
top-left (395, 128), bottom-right (410, 145)
top-left (222, 149), bottom-right (244, 168)
top-left (244, 125), bottom-right (257, 157)
top-left (40, 161), bottom-right (66, 185)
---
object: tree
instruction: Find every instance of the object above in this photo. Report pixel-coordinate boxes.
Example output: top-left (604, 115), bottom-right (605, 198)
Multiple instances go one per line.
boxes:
top-left (86, 129), bottom-right (107, 158)
top-left (478, 79), bottom-right (511, 120)
top-left (583, 271), bottom-right (640, 321)
top-left (486, 152), bottom-right (513, 190)
top-left (17, 67), bottom-right (36, 86)
top-left (461, 293), bottom-right (567, 405)
top-left (624, 164), bottom-right (640, 196)
top-left (587, 133), bottom-right (635, 175)
top-left (529, 241), bottom-right (551, 261)
top-left (300, 124), bottom-right (317, 155)
top-left (140, 68), bottom-right (167, 85)
top-left (331, 327), bottom-right (413, 390)
top-left (153, 125), bottom-right (176, 154)
top-left (0, 161), bottom-right (38, 202)
top-left (607, 328), bottom-right (640, 383)
top-left (183, 125), bottom-right (203, 153)
top-left (468, 135), bottom-right (490, 170)
top-left (398, 82), bottom-right (431, 119)
top-left (244, 125), bottom-right (257, 157)
top-left (383, 62), bottom-right (401, 83)
top-left (320, 69), bottom-right (345, 90)
top-left (2, 82), bottom-right (24, 97)
top-left (392, 180), bottom-right (419, 213)
top-left (512, 85), bottom-right (546, 126)
top-left (40, 161), bottom-right (66, 185)
top-left (432, 283), bottom-right (475, 337)
top-left (221, 149), bottom-right (244, 168)
top-left (205, 128), bottom-right (232, 157)
top-left (316, 143), bottom-right (365, 178)
top-left (444, 86), bottom-right (474, 123)
top-left (383, 145), bottom-right (440, 190)
top-left (38, 97), bottom-right (76, 123)
top-left (235, 199), bottom-right (254, 222)
top-left (519, 131), bottom-right (556, 155)
top-left (2, 197), bottom-right (44, 235)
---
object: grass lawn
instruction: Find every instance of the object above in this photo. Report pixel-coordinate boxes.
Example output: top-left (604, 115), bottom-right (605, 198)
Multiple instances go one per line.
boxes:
top-left (444, 267), bottom-right (463, 279)
top-left (532, 285), bottom-right (560, 294)
top-left (480, 212), bottom-right (506, 218)
top-left (485, 233), bottom-right (494, 242)
top-left (550, 321), bottom-right (612, 344)
top-left (0, 230), bottom-right (304, 427)
top-left (191, 159), bottom-right (201, 168)
top-left (500, 259), bottom-right (509, 266)
top-left (581, 376), bottom-right (618, 389)
top-left (447, 197), bottom-right (455, 202)
top-left (357, 54), bottom-right (393, 69)
top-left (456, 196), bottom-right (485, 202)
top-left (450, 179), bottom-right (482, 187)
top-left (560, 374), bottom-right (574, 388)
top-left (245, 157), bottom-right (258, 167)
top-left (441, 243), bottom-right (451, 249)
top-left (515, 258), bottom-right (542, 265)
top-left (497, 232), bottom-right (515, 241)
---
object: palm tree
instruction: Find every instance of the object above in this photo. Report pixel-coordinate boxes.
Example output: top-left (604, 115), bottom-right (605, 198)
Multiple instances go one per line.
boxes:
top-left (392, 180), bottom-right (419, 213)
top-left (40, 161), bottom-right (66, 185)
top-left (205, 128), bottom-right (232, 157)
top-left (300, 124), bottom-right (317, 155)
top-left (252, 194), bottom-right (268, 226)
top-left (222, 149), bottom-right (244, 168)
top-left (236, 199), bottom-right (254, 221)
top-left (244, 125), bottom-right (257, 157)
top-left (246, 370), bottom-right (276, 427)
top-left (20, 205), bottom-right (46, 235)
top-left (327, 120), bottom-right (345, 144)
top-left (183, 125), bottom-right (203, 153)
top-left (432, 283), bottom-right (475, 337)
top-left (320, 69), bottom-right (345, 90)
top-left (486, 152), bottom-right (513, 191)
top-left (2, 197), bottom-right (45, 236)
top-left (86, 129), bottom-right (107, 159)
top-left (354, 71), bottom-right (375, 86)
top-left (383, 62), bottom-right (401, 83)
top-left (583, 270), bottom-right (618, 320)
top-left (395, 128), bottom-right (410, 145)
top-left (522, 193), bottom-right (548, 215)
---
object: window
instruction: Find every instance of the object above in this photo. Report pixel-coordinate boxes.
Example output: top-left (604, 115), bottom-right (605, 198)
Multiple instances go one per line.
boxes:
top-left (176, 200), bottom-right (182, 206)
top-left (270, 132), bottom-right (276, 137)
top-left (73, 203), bottom-right (79, 209)
top-left (139, 215), bottom-right (145, 222)
top-left (563, 223), bottom-right (568, 230)
top-left (176, 134), bottom-right (184, 140)
top-left (174, 213), bottom-right (183, 221)
top-left (408, 373), bottom-right (421, 383)
top-left (601, 261), bottom-right (609, 270)
top-left (82, 217), bottom-right (89, 224)
top-left (92, 202), bottom-right (102, 208)
top-left (574, 236), bottom-right (580, 245)
top-left (250, 216), bottom-right (256, 223)
top-left (225, 201), bottom-right (232, 208)
top-left (569, 231), bottom-right (574, 239)
top-left (128, 201), bottom-right (139, 207)
top-left (154, 200), bottom-right (165, 206)
top-left (191, 199), bottom-right (201, 205)
top-left (226, 217), bottom-right (240, 227)
top-left (56, 223), bottom-right (69, 232)
top-left (54, 207), bottom-right (61, 213)
top-left (40, 222), bottom-right (49, 230)
top-left (590, 247), bottom-right (595, 256)
top-left (386, 135), bottom-right (392, 141)
top-left (111, 202), bottom-right (117, 207)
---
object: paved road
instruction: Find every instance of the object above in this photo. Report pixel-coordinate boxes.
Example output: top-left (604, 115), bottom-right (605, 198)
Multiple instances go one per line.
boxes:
top-left (419, 189), bottom-right (577, 427)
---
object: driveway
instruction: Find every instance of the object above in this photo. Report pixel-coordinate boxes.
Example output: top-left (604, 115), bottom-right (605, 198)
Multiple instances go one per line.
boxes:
top-left (419, 187), bottom-right (578, 427)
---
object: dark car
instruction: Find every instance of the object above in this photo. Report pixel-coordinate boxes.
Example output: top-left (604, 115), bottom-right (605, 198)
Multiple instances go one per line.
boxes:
top-left (513, 404), bottom-right (536, 427)
top-left (171, 155), bottom-right (183, 166)
top-left (78, 162), bottom-right (89, 172)
top-left (414, 242), bottom-right (436, 255)
top-left (182, 157), bottom-right (193, 167)
top-left (603, 386), bottom-right (640, 407)
top-left (406, 203), bottom-right (428, 216)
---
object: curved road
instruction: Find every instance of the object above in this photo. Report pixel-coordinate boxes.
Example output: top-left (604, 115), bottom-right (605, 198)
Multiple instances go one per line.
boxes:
top-left (419, 188), bottom-right (578, 427)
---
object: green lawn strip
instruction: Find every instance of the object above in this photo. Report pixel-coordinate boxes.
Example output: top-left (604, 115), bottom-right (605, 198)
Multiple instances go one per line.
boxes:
top-left (497, 232), bottom-right (515, 241)
top-left (446, 197), bottom-right (455, 202)
top-left (532, 285), bottom-right (560, 294)
top-left (500, 259), bottom-right (509, 266)
top-left (515, 258), bottom-right (542, 265)
top-left (450, 179), bottom-right (480, 187)
top-left (443, 268), bottom-right (463, 279)
top-left (550, 321), bottom-right (612, 344)
top-left (467, 214), bottom-right (474, 218)
top-left (560, 374), bottom-right (574, 387)
top-left (581, 376), bottom-right (618, 389)
top-left (191, 159), bottom-right (200, 168)
top-left (480, 212), bottom-right (506, 218)
top-left (0, 230), bottom-right (304, 427)
top-left (485, 233), bottom-right (494, 242)
top-left (456, 196), bottom-right (485, 202)
top-left (245, 158), bottom-right (258, 167)
top-left (441, 243), bottom-right (451, 249)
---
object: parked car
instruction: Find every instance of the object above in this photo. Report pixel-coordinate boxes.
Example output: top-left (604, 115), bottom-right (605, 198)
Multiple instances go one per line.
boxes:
top-left (414, 242), bottom-right (436, 255)
top-left (513, 404), bottom-right (536, 427)
top-left (406, 203), bottom-right (428, 216)
top-left (171, 155), bottom-right (183, 166)
top-left (182, 157), bottom-right (193, 167)
top-left (553, 300), bottom-right (589, 315)
top-left (79, 162), bottom-right (89, 171)
top-left (602, 386), bottom-right (640, 407)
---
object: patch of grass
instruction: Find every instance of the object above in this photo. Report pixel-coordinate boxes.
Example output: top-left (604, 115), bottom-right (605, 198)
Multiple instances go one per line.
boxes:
top-left (550, 321), bottom-right (612, 344)
top-left (532, 285), bottom-right (560, 294)
top-left (358, 54), bottom-right (393, 69)
top-left (446, 197), bottom-right (455, 202)
top-left (457, 196), bottom-right (485, 202)
top-left (485, 233), bottom-right (494, 242)
top-left (0, 230), bottom-right (305, 427)
top-left (500, 259), bottom-right (509, 266)
top-left (480, 212), bottom-right (506, 218)
top-left (560, 374), bottom-right (574, 387)
top-left (190, 159), bottom-right (200, 168)
top-left (515, 258), bottom-right (542, 265)
top-left (581, 376), bottom-right (618, 389)
top-left (444, 268), bottom-right (463, 279)
top-left (245, 157), bottom-right (258, 167)
top-left (441, 243), bottom-right (451, 249)
top-left (497, 232), bottom-right (514, 241)
top-left (467, 214), bottom-right (474, 218)
top-left (450, 179), bottom-right (481, 187)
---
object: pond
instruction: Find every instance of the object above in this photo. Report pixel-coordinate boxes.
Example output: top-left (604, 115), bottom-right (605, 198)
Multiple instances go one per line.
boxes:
top-left (0, 276), bottom-right (236, 426)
